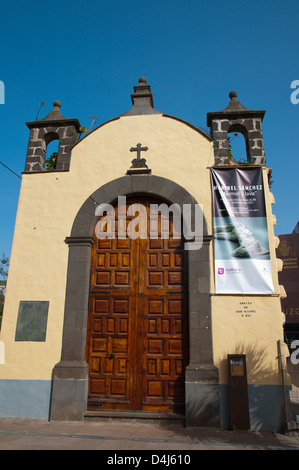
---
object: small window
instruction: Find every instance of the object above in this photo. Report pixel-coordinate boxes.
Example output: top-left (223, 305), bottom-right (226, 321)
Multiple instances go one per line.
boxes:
top-left (44, 138), bottom-right (59, 170)
top-left (228, 131), bottom-right (248, 164)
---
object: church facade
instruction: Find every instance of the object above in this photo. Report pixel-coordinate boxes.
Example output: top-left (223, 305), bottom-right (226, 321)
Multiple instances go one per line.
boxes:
top-left (0, 78), bottom-right (291, 430)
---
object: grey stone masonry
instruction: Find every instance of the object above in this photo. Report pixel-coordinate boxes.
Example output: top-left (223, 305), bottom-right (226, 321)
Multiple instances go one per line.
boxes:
top-left (121, 77), bottom-right (162, 116)
top-left (25, 100), bottom-right (81, 172)
top-left (207, 91), bottom-right (266, 166)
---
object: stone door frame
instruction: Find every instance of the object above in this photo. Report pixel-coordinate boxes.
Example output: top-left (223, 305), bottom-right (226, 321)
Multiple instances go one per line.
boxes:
top-left (50, 174), bottom-right (220, 426)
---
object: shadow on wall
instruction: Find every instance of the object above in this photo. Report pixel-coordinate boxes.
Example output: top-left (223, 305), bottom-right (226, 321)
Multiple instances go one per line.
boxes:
top-left (181, 341), bottom-right (289, 431)
top-left (218, 342), bottom-right (290, 431)
top-left (219, 341), bottom-right (284, 384)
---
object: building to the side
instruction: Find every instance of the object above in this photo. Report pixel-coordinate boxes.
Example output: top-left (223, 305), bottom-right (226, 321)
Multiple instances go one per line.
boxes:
top-left (0, 78), bottom-right (292, 431)
top-left (277, 225), bottom-right (299, 422)
top-left (278, 224), bottom-right (299, 343)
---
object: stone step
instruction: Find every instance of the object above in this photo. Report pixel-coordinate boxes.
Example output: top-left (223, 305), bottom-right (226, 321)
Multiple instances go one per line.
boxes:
top-left (285, 421), bottom-right (299, 436)
top-left (84, 410), bottom-right (185, 426)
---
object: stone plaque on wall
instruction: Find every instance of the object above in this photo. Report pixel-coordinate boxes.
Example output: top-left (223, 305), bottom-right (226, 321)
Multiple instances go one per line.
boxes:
top-left (15, 301), bottom-right (49, 342)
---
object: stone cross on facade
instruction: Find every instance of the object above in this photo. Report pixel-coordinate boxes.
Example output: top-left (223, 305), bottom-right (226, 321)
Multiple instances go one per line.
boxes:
top-left (130, 143), bottom-right (148, 167)
top-left (127, 143), bottom-right (151, 174)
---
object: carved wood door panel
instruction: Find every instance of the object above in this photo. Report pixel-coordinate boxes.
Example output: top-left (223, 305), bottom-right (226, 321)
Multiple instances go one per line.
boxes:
top-left (86, 197), bottom-right (188, 412)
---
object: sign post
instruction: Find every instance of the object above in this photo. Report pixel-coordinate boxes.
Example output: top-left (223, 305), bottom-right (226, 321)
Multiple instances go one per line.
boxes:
top-left (228, 354), bottom-right (250, 430)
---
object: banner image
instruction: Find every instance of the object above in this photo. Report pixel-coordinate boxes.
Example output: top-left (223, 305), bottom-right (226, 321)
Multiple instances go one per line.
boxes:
top-left (211, 168), bottom-right (274, 294)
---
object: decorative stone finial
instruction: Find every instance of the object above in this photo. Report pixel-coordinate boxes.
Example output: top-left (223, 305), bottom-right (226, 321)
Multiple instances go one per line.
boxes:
top-left (122, 77), bottom-right (162, 116)
top-left (229, 91), bottom-right (238, 101)
top-left (53, 100), bottom-right (61, 108)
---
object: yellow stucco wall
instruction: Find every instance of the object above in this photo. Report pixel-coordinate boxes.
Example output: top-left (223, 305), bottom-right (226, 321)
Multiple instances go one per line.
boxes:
top-left (0, 113), bottom-right (288, 384)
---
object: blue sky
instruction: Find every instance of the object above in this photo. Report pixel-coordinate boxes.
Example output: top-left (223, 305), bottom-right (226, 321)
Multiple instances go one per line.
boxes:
top-left (0, 0), bottom-right (298, 258)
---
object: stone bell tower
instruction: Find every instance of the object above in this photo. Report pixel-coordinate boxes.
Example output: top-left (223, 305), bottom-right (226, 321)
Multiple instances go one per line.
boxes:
top-left (207, 91), bottom-right (266, 166)
top-left (24, 100), bottom-right (81, 172)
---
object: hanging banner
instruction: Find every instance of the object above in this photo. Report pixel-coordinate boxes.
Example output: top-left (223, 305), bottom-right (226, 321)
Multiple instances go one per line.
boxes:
top-left (211, 168), bottom-right (274, 294)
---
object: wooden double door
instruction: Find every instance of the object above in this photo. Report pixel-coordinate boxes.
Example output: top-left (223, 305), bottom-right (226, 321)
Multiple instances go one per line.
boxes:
top-left (86, 197), bottom-right (189, 413)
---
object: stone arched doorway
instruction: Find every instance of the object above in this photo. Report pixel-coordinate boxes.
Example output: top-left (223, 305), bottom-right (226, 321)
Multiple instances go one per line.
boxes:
top-left (50, 174), bottom-right (220, 426)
